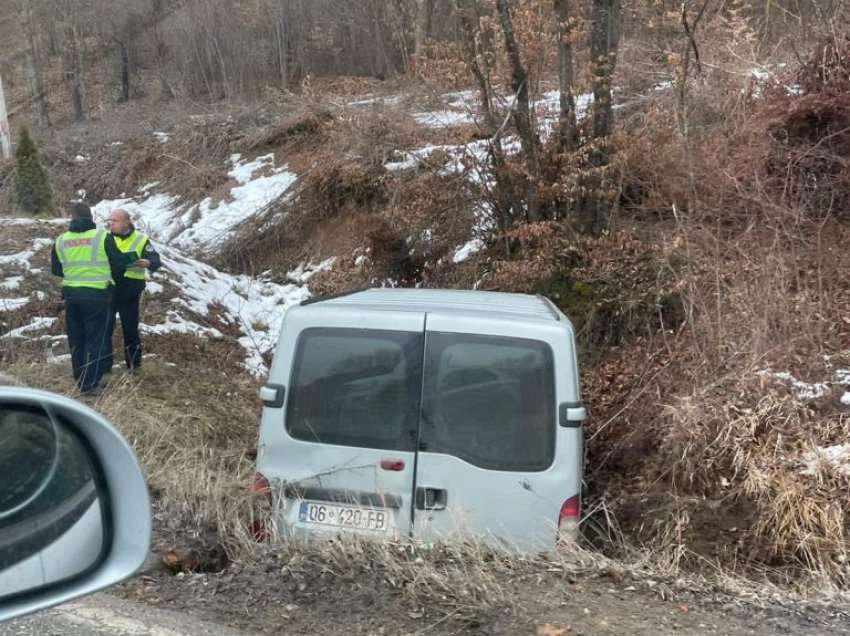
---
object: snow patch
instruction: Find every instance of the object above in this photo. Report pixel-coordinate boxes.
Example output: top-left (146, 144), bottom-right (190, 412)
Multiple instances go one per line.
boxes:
top-left (0, 239), bottom-right (54, 268)
top-left (841, 392), bottom-right (850, 406)
top-left (146, 281), bottom-right (164, 295)
top-left (452, 238), bottom-right (485, 264)
top-left (536, 90), bottom-right (593, 118)
top-left (154, 245), bottom-right (312, 375)
top-left (800, 444), bottom-right (850, 477)
top-left (348, 95), bottom-right (404, 107)
top-left (2, 317), bottom-right (57, 339)
top-left (140, 311), bottom-right (223, 338)
top-left (759, 370), bottom-right (829, 400)
top-left (153, 131), bottom-right (170, 144)
top-left (229, 153), bottom-right (273, 184)
top-left (92, 155), bottom-right (297, 251)
top-left (0, 298), bottom-right (30, 312)
top-left (760, 365), bottom-right (850, 402)
top-left (834, 368), bottom-right (850, 385)
top-left (287, 258), bottom-right (337, 284)
top-left (48, 353), bottom-right (72, 365)
top-left (0, 276), bottom-right (23, 290)
top-left (413, 110), bottom-right (476, 128)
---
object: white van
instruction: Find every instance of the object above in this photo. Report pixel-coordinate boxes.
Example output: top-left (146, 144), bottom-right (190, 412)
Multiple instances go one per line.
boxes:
top-left (255, 288), bottom-right (586, 552)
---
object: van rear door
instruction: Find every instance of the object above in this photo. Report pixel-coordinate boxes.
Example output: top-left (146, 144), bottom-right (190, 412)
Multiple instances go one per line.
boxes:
top-left (412, 313), bottom-right (580, 552)
top-left (258, 306), bottom-right (425, 541)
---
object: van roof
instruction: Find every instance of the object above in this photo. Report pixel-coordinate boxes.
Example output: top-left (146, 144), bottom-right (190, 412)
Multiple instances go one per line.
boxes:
top-left (304, 288), bottom-right (564, 323)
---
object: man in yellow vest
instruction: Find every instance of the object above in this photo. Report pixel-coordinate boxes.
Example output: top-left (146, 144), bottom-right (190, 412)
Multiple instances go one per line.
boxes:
top-left (51, 202), bottom-right (143, 395)
top-left (105, 208), bottom-right (161, 374)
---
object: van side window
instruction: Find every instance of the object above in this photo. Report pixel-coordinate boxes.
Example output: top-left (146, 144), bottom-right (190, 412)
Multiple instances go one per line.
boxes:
top-left (286, 328), bottom-right (423, 451)
top-left (421, 333), bottom-right (555, 472)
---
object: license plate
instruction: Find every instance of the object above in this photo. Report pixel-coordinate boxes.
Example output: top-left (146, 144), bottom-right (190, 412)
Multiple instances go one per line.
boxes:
top-left (298, 501), bottom-right (389, 532)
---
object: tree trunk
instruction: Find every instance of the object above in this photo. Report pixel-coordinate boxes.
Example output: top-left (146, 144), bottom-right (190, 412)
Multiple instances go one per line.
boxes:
top-left (454, 0), bottom-right (523, 237)
top-left (495, 0), bottom-right (541, 222)
top-left (63, 22), bottom-right (85, 122)
top-left (273, 4), bottom-right (289, 86)
top-left (46, 18), bottom-right (60, 57)
top-left (23, 5), bottom-right (50, 128)
top-left (117, 39), bottom-right (130, 103)
top-left (678, 0), bottom-right (712, 213)
top-left (413, 0), bottom-right (429, 74)
top-left (151, 2), bottom-right (175, 100)
top-left (589, 0), bottom-right (621, 140)
top-left (0, 76), bottom-right (11, 161)
top-left (578, 0), bottom-right (622, 234)
top-left (554, 0), bottom-right (576, 152)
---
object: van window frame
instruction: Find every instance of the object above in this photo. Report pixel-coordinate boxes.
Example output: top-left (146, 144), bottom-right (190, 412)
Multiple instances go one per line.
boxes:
top-left (284, 326), bottom-right (424, 452)
top-left (419, 331), bottom-right (558, 472)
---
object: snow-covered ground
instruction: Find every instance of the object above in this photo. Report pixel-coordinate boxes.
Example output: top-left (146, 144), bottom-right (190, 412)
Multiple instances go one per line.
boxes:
top-left (0, 216), bottom-right (327, 376)
top-left (1, 317), bottom-right (58, 339)
top-left (146, 244), bottom-right (323, 375)
top-left (3, 80), bottom-right (786, 376)
top-left (0, 238), bottom-right (53, 268)
top-left (759, 364), bottom-right (850, 403)
top-left (800, 443), bottom-right (850, 477)
top-left (90, 153), bottom-right (297, 252)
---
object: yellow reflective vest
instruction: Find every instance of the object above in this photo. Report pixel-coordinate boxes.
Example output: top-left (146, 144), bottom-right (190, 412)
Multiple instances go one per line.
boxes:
top-left (55, 228), bottom-right (112, 289)
top-left (113, 230), bottom-right (148, 281)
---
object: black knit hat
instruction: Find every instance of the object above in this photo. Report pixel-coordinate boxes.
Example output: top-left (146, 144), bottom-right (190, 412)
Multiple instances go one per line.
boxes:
top-left (69, 202), bottom-right (92, 219)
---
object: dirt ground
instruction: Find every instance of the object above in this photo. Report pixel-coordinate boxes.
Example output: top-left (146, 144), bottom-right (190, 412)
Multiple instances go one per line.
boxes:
top-left (116, 560), bottom-right (850, 636)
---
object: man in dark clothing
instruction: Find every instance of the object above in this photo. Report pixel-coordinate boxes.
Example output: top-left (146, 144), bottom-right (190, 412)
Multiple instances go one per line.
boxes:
top-left (104, 208), bottom-right (161, 373)
top-left (51, 202), bottom-right (141, 395)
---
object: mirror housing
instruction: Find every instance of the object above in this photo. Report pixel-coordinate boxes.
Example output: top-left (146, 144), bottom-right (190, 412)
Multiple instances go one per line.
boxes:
top-left (0, 388), bottom-right (151, 623)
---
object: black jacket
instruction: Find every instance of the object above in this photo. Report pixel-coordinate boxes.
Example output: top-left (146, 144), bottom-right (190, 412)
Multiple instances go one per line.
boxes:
top-left (112, 225), bottom-right (162, 300)
top-left (51, 218), bottom-right (137, 302)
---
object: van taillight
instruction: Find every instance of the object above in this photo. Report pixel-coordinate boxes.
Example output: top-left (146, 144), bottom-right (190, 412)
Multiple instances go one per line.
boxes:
top-left (252, 472), bottom-right (271, 495)
top-left (559, 494), bottom-right (581, 525)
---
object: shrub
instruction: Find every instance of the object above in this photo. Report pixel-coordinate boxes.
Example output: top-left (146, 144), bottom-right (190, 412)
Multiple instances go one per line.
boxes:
top-left (14, 127), bottom-right (53, 216)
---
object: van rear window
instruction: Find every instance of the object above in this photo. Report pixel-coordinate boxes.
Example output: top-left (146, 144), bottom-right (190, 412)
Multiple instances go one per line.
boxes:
top-left (286, 328), bottom-right (423, 451)
top-left (420, 333), bottom-right (555, 472)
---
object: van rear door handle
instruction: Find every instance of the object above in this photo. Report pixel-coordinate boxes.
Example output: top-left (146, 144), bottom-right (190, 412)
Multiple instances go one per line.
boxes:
top-left (559, 402), bottom-right (586, 427)
top-left (415, 487), bottom-right (447, 511)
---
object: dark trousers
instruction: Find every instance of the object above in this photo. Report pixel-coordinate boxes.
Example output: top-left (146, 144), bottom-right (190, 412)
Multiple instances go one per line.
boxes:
top-left (65, 300), bottom-right (111, 392)
top-left (105, 293), bottom-right (142, 371)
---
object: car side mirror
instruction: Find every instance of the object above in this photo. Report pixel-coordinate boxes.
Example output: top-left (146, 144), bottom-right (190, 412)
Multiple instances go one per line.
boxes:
top-left (0, 388), bottom-right (151, 623)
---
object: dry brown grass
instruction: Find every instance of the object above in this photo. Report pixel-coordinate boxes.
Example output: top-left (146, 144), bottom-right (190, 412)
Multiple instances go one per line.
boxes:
top-left (218, 105), bottom-right (475, 285)
top-left (3, 336), bottom-right (263, 561)
top-left (580, 46), bottom-right (850, 589)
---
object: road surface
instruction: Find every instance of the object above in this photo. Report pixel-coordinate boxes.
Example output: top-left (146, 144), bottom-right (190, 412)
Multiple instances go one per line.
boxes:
top-left (0, 594), bottom-right (250, 636)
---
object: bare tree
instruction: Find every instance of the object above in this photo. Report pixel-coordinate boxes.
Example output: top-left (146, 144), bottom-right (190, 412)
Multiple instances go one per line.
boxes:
top-left (413, 0), bottom-right (432, 74)
top-left (554, 0), bottom-right (576, 152)
top-left (54, 0), bottom-right (88, 122)
top-left (0, 76), bottom-right (10, 161)
top-left (589, 0), bottom-right (621, 140)
top-left (150, 0), bottom-right (175, 99)
top-left (495, 0), bottom-right (542, 222)
top-left (105, 1), bottom-right (144, 103)
top-left (19, 1), bottom-right (51, 128)
top-left (677, 0), bottom-right (714, 211)
top-left (269, 0), bottom-right (291, 86)
top-left (453, 0), bottom-right (523, 235)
